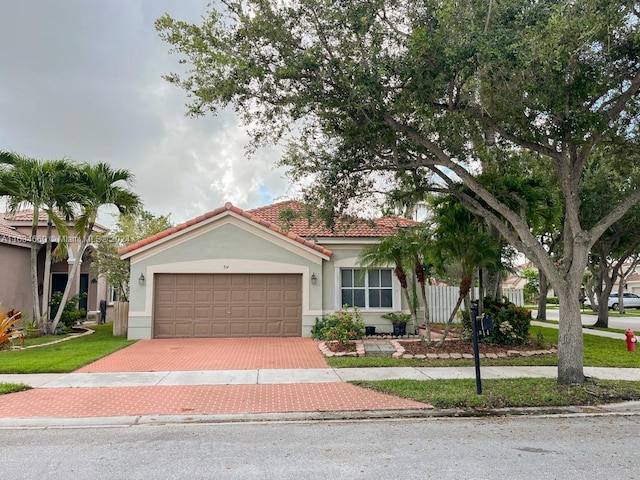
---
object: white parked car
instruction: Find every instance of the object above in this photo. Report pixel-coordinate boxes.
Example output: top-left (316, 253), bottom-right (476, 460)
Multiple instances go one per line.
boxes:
top-left (607, 292), bottom-right (640, 311)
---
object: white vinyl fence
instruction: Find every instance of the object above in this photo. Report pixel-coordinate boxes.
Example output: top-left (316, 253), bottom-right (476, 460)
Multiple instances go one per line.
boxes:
top-left (424, 286), bottom-right (524, 323)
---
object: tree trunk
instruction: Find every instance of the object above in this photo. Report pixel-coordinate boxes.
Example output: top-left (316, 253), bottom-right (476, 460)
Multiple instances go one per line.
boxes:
top-left (555, 275), bottom-right (586, 385)
top-left (437, 292), bottom-right (465, 346)
top-left (537, 270), bottom-right (548, 320)
top-left (415, 261), bottom-right (432, 344)
top-left (40, 220), bottom-right (53, 328)
top-left (50, 226), bottom-right (92, 333)
top-left (595, 295), bottom-right (609, 328)
top-left (437, 273), bottom-right (472, 346)
top-left (617, 281), bottom-right (625, 314)
top-left (29, 213), bottom-right (42, 322)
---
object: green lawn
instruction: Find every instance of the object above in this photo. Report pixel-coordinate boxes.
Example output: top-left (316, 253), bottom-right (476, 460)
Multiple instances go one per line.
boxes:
top-left (340, 324), bottom-right (640, 409)
top-left (354, 377), bottom-right (640, 409)
top-left (0, 323), bottom-right (135, 374)
top-left (327, 324), bottom-right (640, 368)
top-left (0, 383), bottom-right (31, 395)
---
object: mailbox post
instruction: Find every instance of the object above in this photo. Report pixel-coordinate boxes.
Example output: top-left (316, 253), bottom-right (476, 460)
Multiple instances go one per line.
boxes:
top-left (470, 304), bottom-right (493, 395)
top-left (470, 304), bottom-right (483, 394)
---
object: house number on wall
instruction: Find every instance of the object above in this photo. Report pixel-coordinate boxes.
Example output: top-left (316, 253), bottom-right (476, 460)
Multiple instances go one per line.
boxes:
top-left (224, 265), bottom-right (229, 269)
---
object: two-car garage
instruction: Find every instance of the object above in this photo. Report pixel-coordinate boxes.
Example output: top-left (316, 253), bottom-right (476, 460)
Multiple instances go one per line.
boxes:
top-left (153, 273), bottom-right (302, 338)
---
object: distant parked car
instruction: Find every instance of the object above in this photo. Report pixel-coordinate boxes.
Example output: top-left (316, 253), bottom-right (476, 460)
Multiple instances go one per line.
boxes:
top-left (607, 292), bottom-right (640, 311)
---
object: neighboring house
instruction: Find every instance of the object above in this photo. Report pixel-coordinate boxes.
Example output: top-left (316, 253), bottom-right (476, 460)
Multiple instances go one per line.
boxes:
top-left (119, 201), bottom-right (417, 339)
top-left (0, 210), bottom-right (108, 317)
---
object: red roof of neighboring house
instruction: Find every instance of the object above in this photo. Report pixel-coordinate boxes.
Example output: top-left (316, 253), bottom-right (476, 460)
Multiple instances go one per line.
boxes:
top-left (246, 201), bottom-right (419, 237)
top-left (3, 209), bottom-right (50, 222)
top-left (118, 201), bottom-right (419, 257)
top-left (2, 210), bottom-right (108, 232)
top-left (0, 218), bottom-right (30, 244)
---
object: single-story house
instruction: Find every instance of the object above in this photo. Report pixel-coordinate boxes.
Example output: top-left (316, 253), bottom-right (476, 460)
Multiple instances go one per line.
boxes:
top-left (0, 210), bottom-right (108, 318)
top-left (119, 201), bottom-right (417, 339)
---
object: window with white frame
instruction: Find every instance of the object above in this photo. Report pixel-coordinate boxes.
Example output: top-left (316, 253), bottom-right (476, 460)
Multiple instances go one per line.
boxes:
top-left (340, 268), bottom-right (393, 309)
top-left (108, 285), bottom-right (119, 304)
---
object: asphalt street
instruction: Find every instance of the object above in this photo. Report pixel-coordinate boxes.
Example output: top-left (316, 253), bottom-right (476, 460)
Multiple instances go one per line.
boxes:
top-left (3, 416), bottom-right (640, 480)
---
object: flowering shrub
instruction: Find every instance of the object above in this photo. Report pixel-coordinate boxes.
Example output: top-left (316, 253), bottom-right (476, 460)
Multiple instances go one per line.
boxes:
top-left (311, 306), bottom-right (365, 345)
top-left (482, 298), bottom-right (531, 346)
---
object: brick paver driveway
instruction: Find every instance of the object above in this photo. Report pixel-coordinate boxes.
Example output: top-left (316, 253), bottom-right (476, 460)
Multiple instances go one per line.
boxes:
top-left (77, 337), bottom-right (329, 373)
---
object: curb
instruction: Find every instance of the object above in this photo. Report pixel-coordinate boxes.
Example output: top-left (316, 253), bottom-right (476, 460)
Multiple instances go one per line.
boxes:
top-left (2, 403), bottom-right (640, 429)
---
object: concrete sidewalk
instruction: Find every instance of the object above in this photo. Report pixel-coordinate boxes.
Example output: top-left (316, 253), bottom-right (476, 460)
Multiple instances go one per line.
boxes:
top-left (3, 365), bottom-right (640, 389)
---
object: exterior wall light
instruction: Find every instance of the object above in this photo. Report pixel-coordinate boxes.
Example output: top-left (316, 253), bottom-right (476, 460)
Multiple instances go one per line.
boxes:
top-left (311, 272), bottom-right (317, 284)
top-left (138, 273), bottom-right (145, 285)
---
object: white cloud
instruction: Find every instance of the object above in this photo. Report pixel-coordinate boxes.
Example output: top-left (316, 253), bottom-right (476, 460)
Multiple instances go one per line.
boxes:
top-left (0, 0), bottom-right (292, 227)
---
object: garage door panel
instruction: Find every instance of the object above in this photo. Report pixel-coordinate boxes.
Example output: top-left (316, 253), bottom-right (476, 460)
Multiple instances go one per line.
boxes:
top-left (265, 322), bottom-right (283, 335)
top-left (194, 306), bottom-right (212, 318)
top-left (175, 290), bottom-right (194, 303)
top-left (175, 276), bottom-right (194, 287)
top-left (209, 323), bottom-right (227, 335)
top-left (231, 275), bottom-right (250, 287)
top-left (284, 290), bottom-right (300, 302)
top-left (193, 323), bottom-right (212, 336)
top-left (231, 290), bottom-right (249, 302)
top-left (175, 306), bottom-right (193, 317)
top-left (211, 306), bottom-right (228, 317)
top-left (266, 290), bottom-right (284, 302)
top-left (247, 322), bottom-right (267, 335)
top-left (194, 290), bottom-right (212, 303)
top-left (282, 322), bottom-right (301, 335)
top-left (248, 306), bottom-right (266, 318)
top-left (173, 323), bottom-right (193, 336)
top-left (249, 290), bottom-right (266, 302)
top-left (155, 290), bottom-right (175, 304)
top-left (212, 290), bottom-right (230, 303)
top-left (154, 273), bottom-right (302, 338)
top-left (195, 275), bottom-right (213, 286)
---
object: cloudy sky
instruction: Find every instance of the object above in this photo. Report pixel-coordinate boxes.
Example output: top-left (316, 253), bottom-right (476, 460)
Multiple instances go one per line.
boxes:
top-left (0, 1), bottom-right (291, 225)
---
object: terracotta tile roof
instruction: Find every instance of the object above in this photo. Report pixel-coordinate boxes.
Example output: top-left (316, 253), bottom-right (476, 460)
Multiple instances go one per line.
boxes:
top-left (2, 209), bottom-right (50, 223)
top-left (0, 218), bottom-right (30, 244)
top-left (246, 201), bottom-right (419, 237)
top-left (2, 210), bottom-right (108, 232)
top-left (118, 202), bottom-right (334, 257)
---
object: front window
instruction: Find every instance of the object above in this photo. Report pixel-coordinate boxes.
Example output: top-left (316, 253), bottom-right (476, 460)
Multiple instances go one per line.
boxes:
top-left (108, 285), bottom-right (119, 303)
top-left (341, 268), bottom-right (393, 309)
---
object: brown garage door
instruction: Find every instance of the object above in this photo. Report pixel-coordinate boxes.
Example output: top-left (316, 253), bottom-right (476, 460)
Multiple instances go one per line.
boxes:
top-left (153, 273), bottom-right (302, 338)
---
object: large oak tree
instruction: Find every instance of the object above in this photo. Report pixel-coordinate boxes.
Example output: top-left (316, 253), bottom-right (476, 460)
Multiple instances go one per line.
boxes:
top-left (157, 0), bottom-right (640, 384)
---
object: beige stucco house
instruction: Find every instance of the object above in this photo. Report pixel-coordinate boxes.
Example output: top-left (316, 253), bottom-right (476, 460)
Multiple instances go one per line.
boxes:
top-left (0, 210), bottom-right (108, 318)
top-left (119, 201), bottom-right (417, 339)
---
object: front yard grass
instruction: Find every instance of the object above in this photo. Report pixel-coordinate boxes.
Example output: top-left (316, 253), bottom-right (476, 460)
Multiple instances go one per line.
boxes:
top-left (354, 377), bottom-right (640, 409)
top-left (0, 323), bottom-right (135, 373)
top-left (338, 324), bottom-right (640, 409)
top-left (327, 325), bottom-right (640, 368)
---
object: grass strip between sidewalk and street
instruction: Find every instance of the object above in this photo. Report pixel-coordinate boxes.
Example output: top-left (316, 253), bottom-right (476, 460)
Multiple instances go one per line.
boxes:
top-left (353, 377), bottom-right (640, 409)
top-left (0, 323), bottom-right (135, 374)
top-left (0, 383), bottom-right (31, 395)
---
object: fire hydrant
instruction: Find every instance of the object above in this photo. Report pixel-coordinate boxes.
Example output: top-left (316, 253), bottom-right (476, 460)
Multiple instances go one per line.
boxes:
top-left (626, 329), bottom-right (637, 352)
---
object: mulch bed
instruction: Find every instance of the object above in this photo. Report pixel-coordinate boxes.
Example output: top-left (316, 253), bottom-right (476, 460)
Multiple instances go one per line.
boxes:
top-left (399, 339), bottom-right (554, 356)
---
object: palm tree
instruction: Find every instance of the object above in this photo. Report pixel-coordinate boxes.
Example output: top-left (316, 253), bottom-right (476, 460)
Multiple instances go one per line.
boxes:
top-left (37, 160), bottom-right (80, 324)
top-left (0, 152), bottom-right (79, 324)
top-left (405, 225), bottom-right (435, 343)
top-left (359, 229), bottom-right (417, 326)
top-left (50, 162), bottom-right (141, 333)
top-left (431, 197), bottom-right (501, 345)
